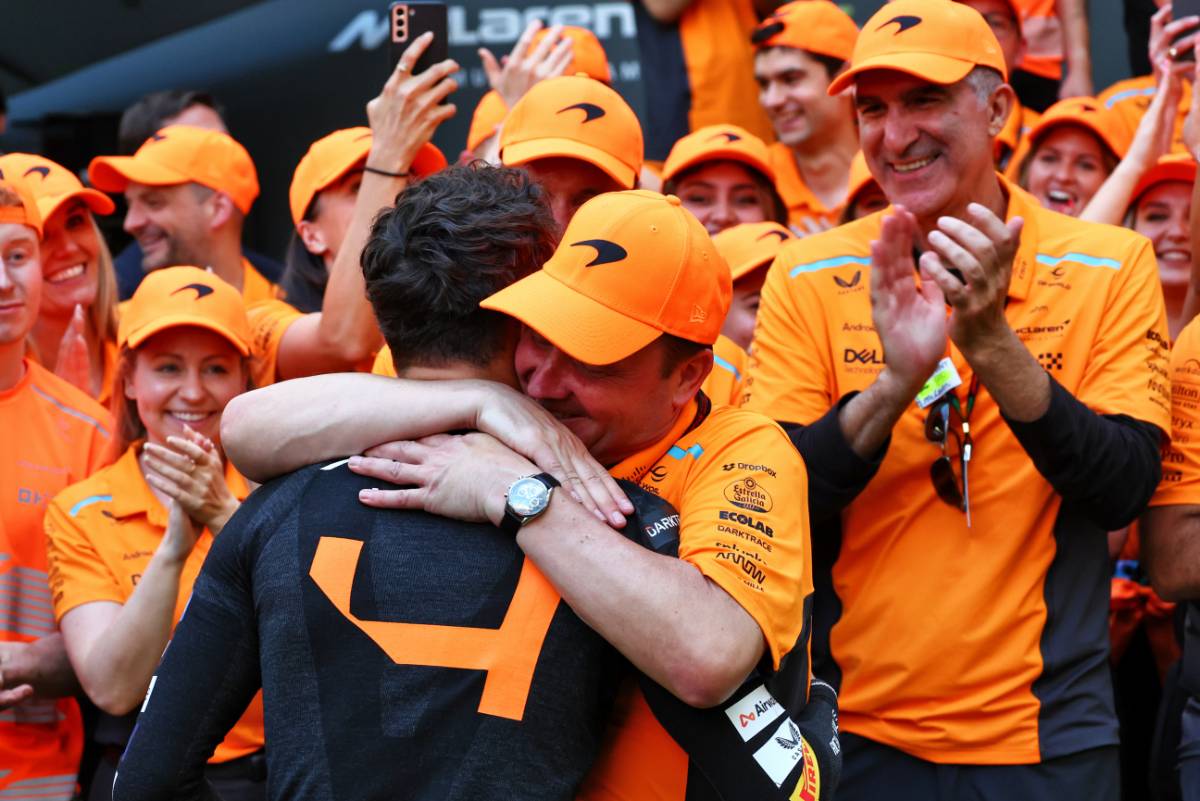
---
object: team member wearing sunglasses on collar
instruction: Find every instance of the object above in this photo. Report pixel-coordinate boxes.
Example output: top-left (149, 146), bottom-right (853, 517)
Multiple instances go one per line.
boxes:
top-left (745, 0), bottom-right (1168, 797)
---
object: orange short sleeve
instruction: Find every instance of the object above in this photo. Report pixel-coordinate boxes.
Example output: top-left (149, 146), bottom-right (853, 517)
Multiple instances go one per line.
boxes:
top-left (676, 412), bottom-right (812, 668)
top-left (744, 246), bottom-right (837, 425)
top-left (247, 299), bottom-right (304, 387)
top-left (1073, 237), bottom-right (1171, 431)
top-left (372, 345), bottom-right (397, 377)
top-left (1153, 317), bottom-right (1200, 506)
top-left (44, 490), bottom-right (125, 621)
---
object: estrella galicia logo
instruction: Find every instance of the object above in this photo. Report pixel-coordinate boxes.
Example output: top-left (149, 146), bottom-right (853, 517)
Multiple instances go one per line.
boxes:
top-left (23, 166), bottom-right (51, 180)
top-left (171, 283), bottom-right (215, 299)
top-left (834, 271), bottom-right (862, 289)
top-left (878, 15), bottom-right (922, 33)
top-left (757, 229), bottom-right (790, 243)
top-left (558, 102), bottom-right (606, 123)
top-left (571, 239), bottom-right (628, 267)
top-left (708, 131), bottom-right (742, 143)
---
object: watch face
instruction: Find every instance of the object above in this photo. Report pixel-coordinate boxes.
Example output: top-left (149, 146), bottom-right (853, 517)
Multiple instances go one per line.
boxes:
top-left (508, 476), bottom-right (551, 518)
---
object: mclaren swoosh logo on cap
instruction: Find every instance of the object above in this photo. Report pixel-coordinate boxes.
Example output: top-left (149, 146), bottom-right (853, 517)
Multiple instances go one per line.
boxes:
top-left (878, 15), bottom-right (922, 33)
top-left (558, 103), bottom-right (606, 123)
top-left (23, 166), bottom-right (51, 180)
top-left (571, 239), bottom-right (628, 267)
top-left (757, 230), bottom-right (789, 242)
top-left (171, 283), bottom-right (215, 299)
top-left (708, 132), bottom-right (742, 143)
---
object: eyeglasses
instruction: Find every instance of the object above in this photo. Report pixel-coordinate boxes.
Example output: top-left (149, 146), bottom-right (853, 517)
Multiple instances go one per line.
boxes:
top-left (924, 376), bottom-right (978, 527)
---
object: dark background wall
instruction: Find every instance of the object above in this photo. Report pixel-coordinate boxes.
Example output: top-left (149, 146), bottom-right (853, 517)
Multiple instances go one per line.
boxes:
top-left (0, 0), bottom-right (1135, 261)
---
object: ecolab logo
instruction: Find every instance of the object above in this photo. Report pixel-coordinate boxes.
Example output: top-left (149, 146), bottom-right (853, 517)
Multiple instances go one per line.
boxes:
top-left (724, 684), bottom-right (785, 742)
top-left (329, 4), bottom-right (635, 51)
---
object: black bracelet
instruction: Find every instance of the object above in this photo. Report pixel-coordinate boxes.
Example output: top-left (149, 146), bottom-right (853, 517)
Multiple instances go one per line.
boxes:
top-left (363, 165), bottom-right (409, 178)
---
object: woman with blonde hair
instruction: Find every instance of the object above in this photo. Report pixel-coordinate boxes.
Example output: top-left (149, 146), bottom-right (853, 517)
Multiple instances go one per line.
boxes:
top-left (0, 153), bottom-right (119, 403)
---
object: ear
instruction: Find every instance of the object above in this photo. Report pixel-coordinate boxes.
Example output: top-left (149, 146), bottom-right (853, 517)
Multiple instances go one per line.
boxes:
top-left (988, 83), bottom-right (1017, 139)
top-left (123, 369), bottom-right (138, 401)
top-left (205, 192), bottom-right (237, 231)
top-left (295, 219), bottom-right (329, 257)
top-left (670, 348), bottom-right (714, 411)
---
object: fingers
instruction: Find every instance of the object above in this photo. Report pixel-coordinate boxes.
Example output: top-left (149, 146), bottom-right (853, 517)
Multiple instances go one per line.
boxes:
top-left (526, 24), bottom-right (564, 65)
top-left (479, 48), bottom-right (502, 87)
top-left (0, 684), bottom-right (34, 711)
top-left (143, 443), bottom-right (197, 478)
top-left (391, 31), bottom-right (434, 84)
top-left (544, 37), bottom-right (575, 79)
top-left (363, 439), bottom-right (430, 461)
top-left (144, 470), bottom-right (185, 501)
top-left (508, 18), bottom-right (543, 62)
top-left (163, 435), bottom-right (210, 464)
top-left (918, 251), bottom-right (969, 305)
top-left (358, 486), bottom-right (427, 509)
top-left (348, 455), bottom-right (431, 487)
top-left (575, 461), bottom-right (632, 527)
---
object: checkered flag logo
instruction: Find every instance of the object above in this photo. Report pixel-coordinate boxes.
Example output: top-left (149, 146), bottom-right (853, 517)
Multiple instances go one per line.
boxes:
top-left (1038, 353), bottom-right (1063, 371)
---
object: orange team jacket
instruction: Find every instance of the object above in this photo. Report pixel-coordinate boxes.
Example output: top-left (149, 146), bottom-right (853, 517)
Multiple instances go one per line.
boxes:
top-left (44, 443), bottom-right (265, 764)
top-left (1098, 74), bottom-right (1192, 157)
top-left (0, 361), bottom-right (113, 798)
top-left (576, 395), bottom-right (812, 800)
top-left (768, 143), bottom-right (844, 232)
top-left (745, 176), bottom-right (1170, 763)
top-left (372, 335), bottom-right (750, 409)
top-left (635, 0), bottom-right (774, 159)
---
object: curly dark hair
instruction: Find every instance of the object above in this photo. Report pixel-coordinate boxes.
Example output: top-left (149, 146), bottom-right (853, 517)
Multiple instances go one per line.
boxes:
top-left (361, 162), bottom-right (558, 372)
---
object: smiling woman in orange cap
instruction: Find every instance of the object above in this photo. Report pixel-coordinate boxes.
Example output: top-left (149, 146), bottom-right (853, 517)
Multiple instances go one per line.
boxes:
top-left (0, 153), bottom-right (118, 403)
top-left (661, 124), bottom-right (787, 235)
top-left (1007, 97), bottom-right (1127, 215)
top-left (44, 266), bottom-right (265, 796)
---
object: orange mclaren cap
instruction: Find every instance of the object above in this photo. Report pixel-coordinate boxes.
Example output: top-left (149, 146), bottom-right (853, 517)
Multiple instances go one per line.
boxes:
top-left (481, 190), bottom-right (731, 364)
top-left (1024, 97), bottom-right (1130, 160)
top-left (661, 124), bottom-right (775, 184)
top-left (89, 125), bottom-right (260, 214)
top-left (0, 153), bottom-right (115, 224)
top-left (288, 127), bottom-right (446, 226)
top-left (1131, 153), bottom-right (1198, 206)
top-left (467, 28), bottom-right (612, 153)
top-left (118, 265), bottom-right (251, 356)
top-left (827, 0), bottom-right (1006, 95)
top-left (0, 177), bottom-right (43, 236)
top-left (500, 75), bottom-right (643, 189)
top-left (751, 0), bottom-right (859, 61)
top-left (712, 222), bottom-right (794, 282)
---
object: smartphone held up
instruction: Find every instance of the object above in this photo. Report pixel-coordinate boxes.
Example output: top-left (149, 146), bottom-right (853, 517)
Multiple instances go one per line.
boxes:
top-left (389, 2), bottom-right (449, 75)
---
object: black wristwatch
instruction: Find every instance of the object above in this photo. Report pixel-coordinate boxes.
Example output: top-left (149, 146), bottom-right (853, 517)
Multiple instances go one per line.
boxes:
top-left (500, 473), bottom-right (561, 535)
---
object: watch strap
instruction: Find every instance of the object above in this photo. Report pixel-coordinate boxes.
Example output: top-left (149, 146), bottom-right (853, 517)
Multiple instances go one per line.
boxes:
top-left (500, 473), bottom-right (561, 535)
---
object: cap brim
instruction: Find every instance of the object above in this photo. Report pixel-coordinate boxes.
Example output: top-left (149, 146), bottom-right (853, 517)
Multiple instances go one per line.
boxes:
top-left (1133, 162), bottom-right (1198, 203)
top-left (88, 156), bottom-right (190, 193)
top-left (730, 254), bottom-right (773, 282)
top-left (39, 188), bottom-right (116, 223)
top-left (827, 52), bottom-right (976, 95)
top-left (125, 317), bottom-right (250, 357)
top-left (664, 149), bottom-right (774, 184)
top-left (481, 270), bottom-right (660, 365)
top-left (502, 138), bottom-right (637, 189)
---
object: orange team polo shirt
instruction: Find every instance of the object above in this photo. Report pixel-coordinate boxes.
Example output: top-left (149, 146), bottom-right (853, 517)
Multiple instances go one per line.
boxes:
top-left (1155, 316), bottom-right (1200, 507)
top-left (576, 395), bottom-right (812, 800)
top-left (247, 299), bottom-right (376, 385)
top-left (1098, 75), bottom-right (1192, 157)
top-left (744, 176), bottom-right (1170, 763)
top-left (768, 143), bottom-right (843, 232)
top-left (372, 335), bottom-right (749, 408)
top-left (1011, 0), bottom-right (1063, 80)
top-left (0, 361), bottom-right (113, 797)
top-left (996, 102), bottom-right (1040, 171)
top-left (43, 443), bottom-right (265, 764)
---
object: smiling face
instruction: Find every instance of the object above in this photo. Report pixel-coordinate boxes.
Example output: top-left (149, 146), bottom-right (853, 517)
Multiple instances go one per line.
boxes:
top-left (514, 328), bottom-right (707, 466)
top-left (755, 47), bottom-right (850, 149)
top-left (125, 326), bottom-right (246, 448)
top-left (1132, 180), bottom-right (1192, 290)
top-left (722, 266), bottom-right (768, 351)
top-left (1024, 125), bottom-right (1111, 216)
top-left (0, 222), bottom-right (42, 347)
top-left (124, 182), bottom-right (214, 271)
top-left (38, 201), bottom-right (101, 319)
top-left (674, 161), bottom-right (773, 235)
top-left (855, 69), bottom-right (1008, 225)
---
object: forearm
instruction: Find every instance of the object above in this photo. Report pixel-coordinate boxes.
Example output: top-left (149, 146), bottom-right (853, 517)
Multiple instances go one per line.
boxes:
top-left (313, 172), bottom-right (401, 365)
top-left (1056, 0), bottom-right (1092, 82)
top-left (516, 495), bottom-right (763, 707)
top-left (3, 634), bottom-right (79, 698)
top-left (782, 392), bottom-right (887, 523)
top-left (1004, 377), bottom-right (1162, 528)
top-left (1080, 158), bottom-right (1152, 225)
top-left (838, 368), bottom-right (923, 459)
top-left (222, 375), bottom-right (489, 481)
top-left (1141, 505), bottom-right (1200, 600)
top-left (964, 330), bottom-right (1051, 422)
top-left (76, 554), bottom-right (185, 715)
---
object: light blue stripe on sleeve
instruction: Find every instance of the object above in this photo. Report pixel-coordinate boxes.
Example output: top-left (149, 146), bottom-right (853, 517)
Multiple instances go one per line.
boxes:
top-left (69, 494), bottom-right (112, 517)
top-left (789, 255), bottom-right (871, 278)
top-left (1036, 252), bottom-right (1121, 271)
top-left (713, 354), bottom-right (742, 380)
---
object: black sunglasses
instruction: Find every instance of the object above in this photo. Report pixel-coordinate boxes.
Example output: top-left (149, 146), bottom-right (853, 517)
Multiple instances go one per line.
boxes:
top-left (923, 377), bottom-right (977, 527)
